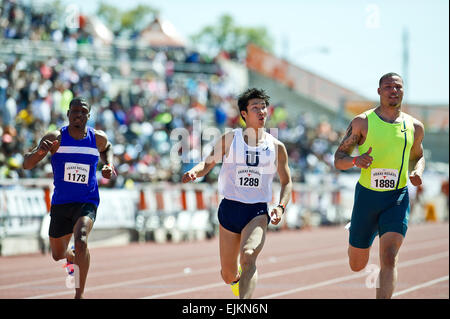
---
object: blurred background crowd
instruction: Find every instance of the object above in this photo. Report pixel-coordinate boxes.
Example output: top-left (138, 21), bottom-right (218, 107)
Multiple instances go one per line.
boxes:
top-left (0, 0), bottom-right (344, 188)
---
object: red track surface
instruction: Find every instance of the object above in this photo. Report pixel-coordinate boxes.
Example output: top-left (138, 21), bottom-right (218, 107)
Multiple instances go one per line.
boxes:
top-left (0, 222), bottom-right (448, 299)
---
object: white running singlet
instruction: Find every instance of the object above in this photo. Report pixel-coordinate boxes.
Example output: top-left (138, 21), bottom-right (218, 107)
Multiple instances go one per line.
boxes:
top-left (218, 128), bottom-right (277, 204)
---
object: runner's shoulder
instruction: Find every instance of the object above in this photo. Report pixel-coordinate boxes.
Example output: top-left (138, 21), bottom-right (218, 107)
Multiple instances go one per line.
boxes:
top-left (266, 132), bottom-right (287, 152)
top-left (42, 129), bottom-right (61, 142)
top-left (348, 113), bottom-right (368, 135)
top-left (94, 128), bottom-right (107, 139)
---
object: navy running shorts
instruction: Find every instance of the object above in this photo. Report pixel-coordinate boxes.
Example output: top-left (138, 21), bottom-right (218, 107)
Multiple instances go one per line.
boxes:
top-left (349, 182), bottom-right (410, 249)
top-left (218, 198), bottom-right (270, 234)
top-left (49, 202), bottom-right (97, 238)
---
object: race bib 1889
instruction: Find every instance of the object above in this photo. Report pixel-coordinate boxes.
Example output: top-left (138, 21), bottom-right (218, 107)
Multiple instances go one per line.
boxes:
top-left (64, 162), bottom-right (89, 184)
top-left (370, 168), bottom-right (398, 190)
top-left (235, 166), bottom-right (262, 188)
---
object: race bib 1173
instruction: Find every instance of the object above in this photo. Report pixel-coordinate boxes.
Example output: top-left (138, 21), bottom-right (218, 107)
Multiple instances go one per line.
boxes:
top-left (64, 162), bottom-right (89, 184)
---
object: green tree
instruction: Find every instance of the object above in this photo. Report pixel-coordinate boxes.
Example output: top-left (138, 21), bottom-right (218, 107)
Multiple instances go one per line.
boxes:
top-left (96, 2), bottom-right (159, 33)
top-left (190, 14), bottom-right (273, 60)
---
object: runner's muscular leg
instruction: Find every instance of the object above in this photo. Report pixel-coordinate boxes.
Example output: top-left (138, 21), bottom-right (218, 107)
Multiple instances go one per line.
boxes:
top-left (219, 224), bottom-right (241, 284)
top-left (238, 214), bottom-right (268, 299)
top-left (348, 245), bottom-right (371, 272)
top-left (72, 216), bottom-right (94, 299)
top-left (377, 232), bottom-right (404, 299)
top-left (50, 233), bottom-right (72, 261)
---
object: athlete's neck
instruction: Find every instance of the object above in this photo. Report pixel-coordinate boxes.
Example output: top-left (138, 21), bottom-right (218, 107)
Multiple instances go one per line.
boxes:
top-left (243, 127), bottom-right (265, 147)
top-left (68, 126), bottom-right (87, 140)
top-left (375, 105), bottom-right (402, 124)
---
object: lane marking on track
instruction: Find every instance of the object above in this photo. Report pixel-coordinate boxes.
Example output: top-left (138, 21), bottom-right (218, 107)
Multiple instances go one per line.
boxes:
top-left (21, 239), bottom-right (448, 299)
top-left (0, 255), bottom-right (217, 290)
top-left (24, 266), bottom-right (219, 299)
top-left (141, 251), bottom-right (449, 299)
top-left (141, 259), bottom-right (348, 299)
top-left (23, 246), bottom-right (352, 298)
top-left (393, 275), bottom-right (449, 298)
top-left (9, 237), bottom-right (447, 291)
top-left (18, 236), bottom-right (447, 297)
top-left (2, 232), bottom-right (365, 291)
top-left (2, 243), bottom-right (342, 291)
top-left (0, 234), bottom-right (336, 279)
top-left (1, 223), bottom-right (447, 277)
top-left (258, 251), bottom-right (449, 299)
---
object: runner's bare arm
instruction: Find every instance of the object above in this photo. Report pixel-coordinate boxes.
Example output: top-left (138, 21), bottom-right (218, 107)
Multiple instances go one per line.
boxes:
top-left (23, 130), bottom-right (60, 169)
top-left (334, 115), bottom-right (366, 170)
top-left (270, 141), bottom-right (293, 225)
top-left (182, 131), bottom-right (234, 183)
top-left (276, 141), bottom-right (292, 207)
top-left (95, 129), bottom-right (115, 178)
top-left (408, 119), bottom-right (425, 186)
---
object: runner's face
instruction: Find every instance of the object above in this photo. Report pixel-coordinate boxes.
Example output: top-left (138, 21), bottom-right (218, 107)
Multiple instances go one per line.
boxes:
top-left (68, 104), bottom-right (90, 129)
top-left (378, 76), bottom-right (404, 107)
top-left (241, 98), bottom-right (267, 128)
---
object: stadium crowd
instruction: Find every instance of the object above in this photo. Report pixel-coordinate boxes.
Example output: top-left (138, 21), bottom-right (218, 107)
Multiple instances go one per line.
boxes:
top-left (0, 0), bottom-right (343, 187)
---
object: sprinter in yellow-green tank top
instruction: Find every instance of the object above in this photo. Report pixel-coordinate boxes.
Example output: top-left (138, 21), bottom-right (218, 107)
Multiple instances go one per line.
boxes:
top-left (334, 72), bottom-right (425, 299)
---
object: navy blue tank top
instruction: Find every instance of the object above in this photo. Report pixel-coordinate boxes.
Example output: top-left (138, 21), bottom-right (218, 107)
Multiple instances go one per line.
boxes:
top-left (51, 126), bottom-right (100, 206)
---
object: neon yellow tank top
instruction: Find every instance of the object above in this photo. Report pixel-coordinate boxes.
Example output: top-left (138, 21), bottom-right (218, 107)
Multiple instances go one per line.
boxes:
top-left (358, 108), bottom-right (414, 192)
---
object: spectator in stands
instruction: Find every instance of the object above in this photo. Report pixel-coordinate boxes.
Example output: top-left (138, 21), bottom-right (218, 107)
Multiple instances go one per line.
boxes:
top-left (0, 0), bottom-right (343, 186)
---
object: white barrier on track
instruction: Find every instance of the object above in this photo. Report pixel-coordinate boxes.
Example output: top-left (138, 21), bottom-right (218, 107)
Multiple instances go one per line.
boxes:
top-left (94, 189), bottom-right (139, 229)
top-left (0, 188), bottom-right (50, 255)
top-left (136, 184), bottom-right (216, 243)
top-left (0, 181), bottom-right (355, 254)
top-left (0, 189), bottom-right (48, 236)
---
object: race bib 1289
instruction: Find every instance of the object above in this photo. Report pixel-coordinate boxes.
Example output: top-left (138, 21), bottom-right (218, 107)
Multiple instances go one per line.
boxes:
top-left (235, 166), bottom-right (262, 188)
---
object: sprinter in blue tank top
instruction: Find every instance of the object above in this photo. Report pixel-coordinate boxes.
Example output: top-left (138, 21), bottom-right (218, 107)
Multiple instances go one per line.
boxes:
top-left (23, 97), bottom-right (116, 299)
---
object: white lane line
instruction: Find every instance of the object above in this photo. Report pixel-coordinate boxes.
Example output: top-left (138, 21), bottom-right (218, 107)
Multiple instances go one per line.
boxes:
top-left (7, 240), bottom-right (346, 292)
top-left (258, 251), bottom-right (449, 299)
top-left (23, 239), bottom-right (449, 299)
top-left (142, 282), bottom-right (225, 299)
top-left (393, 275), bottom-right (449, 297)
top-left (140, 259), bottom-right (348, 299)
top-left (3, 244), bottom-right (339, 291)
top-left (24, 250), bottom-right (346, 299)
top-left (142, 251), bottom-right (448, 299)
top-left (14, 237), bottom-right (447, 292)
top-left (25, 265), bottom-right (220, 299)
top-left (2, 224), bottom-right (446, 278)
top-left (0, 255), bottom-right (217, 290)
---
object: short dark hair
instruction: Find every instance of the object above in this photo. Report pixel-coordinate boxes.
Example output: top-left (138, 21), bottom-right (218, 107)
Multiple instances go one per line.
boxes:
top-left (379, 72), bottom-right (402, 87)
top-left (237, 88), bottom-right (270, 116)
top-left (69, 97), bottom-right (90, 111)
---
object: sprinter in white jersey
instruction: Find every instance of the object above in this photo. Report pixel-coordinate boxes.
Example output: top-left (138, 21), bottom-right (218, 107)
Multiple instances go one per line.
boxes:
top-left (182, 88), bottom-right (292, 298)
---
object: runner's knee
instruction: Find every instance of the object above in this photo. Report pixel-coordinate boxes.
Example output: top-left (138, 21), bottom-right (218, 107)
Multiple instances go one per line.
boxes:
top-left (51, 250), bottom-right (66, 261)
top-left (348, 251), bottom-right (369, 272)
top-left (240, 248), bottom-right (257, 268)
top-left (348, 246), bottom-right (369, 272)
top-left (349, 258), bottom-right (368, 272)
top-left (74, 228), bottom-right (89, 253)
top-left (221, 268), bottom-right (238, 284)
top-left (380, 247), bottom-right (398, 268)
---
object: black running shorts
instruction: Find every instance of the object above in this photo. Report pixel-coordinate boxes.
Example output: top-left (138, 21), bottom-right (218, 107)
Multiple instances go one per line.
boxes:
top-left (49, 202), bottom-right (97, 238)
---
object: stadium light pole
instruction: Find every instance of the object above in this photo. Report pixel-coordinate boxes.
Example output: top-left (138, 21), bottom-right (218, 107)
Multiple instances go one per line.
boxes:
top-left (402, 27), bottom-right (409, 106)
